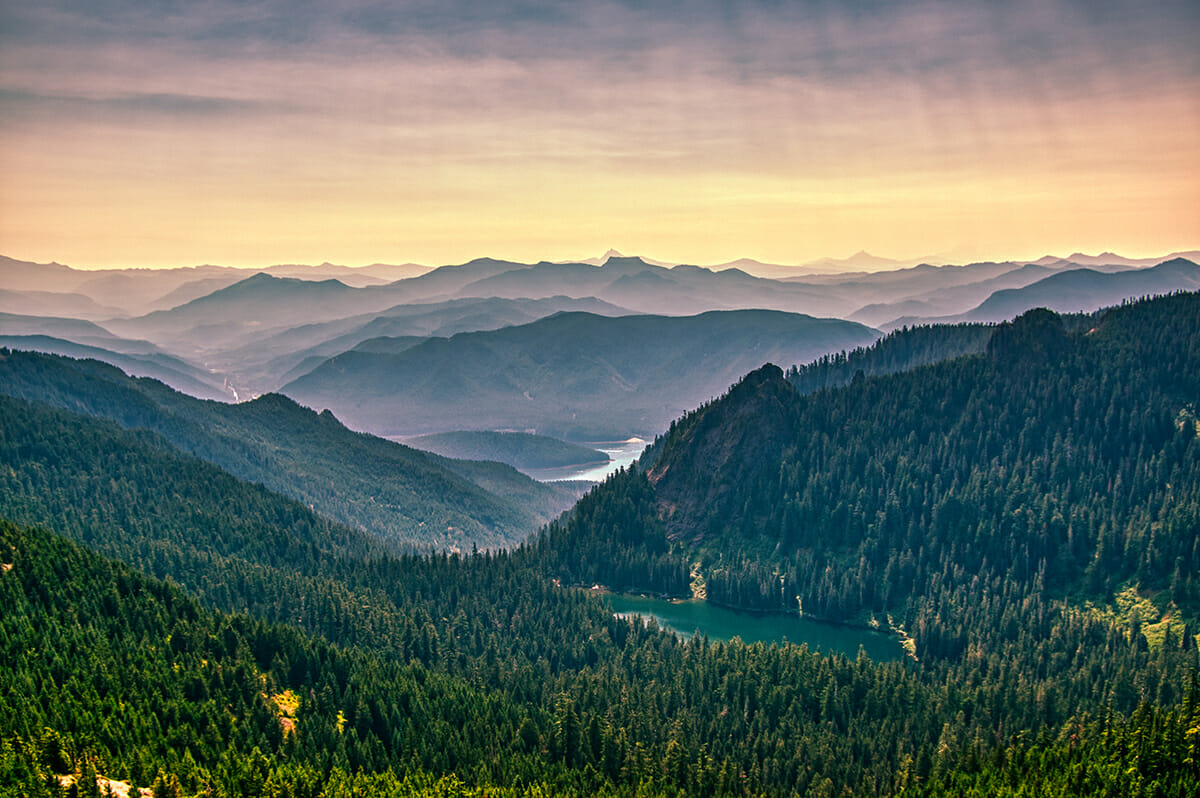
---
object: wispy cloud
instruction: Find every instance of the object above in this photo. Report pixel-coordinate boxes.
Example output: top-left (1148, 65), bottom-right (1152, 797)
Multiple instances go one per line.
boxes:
top-left (1, 0), bottom-right (1196, 266)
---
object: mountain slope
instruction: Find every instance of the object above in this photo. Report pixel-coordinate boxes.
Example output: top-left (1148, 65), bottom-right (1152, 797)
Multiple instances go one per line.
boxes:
top-left (535, 293), bottom-right (1200, 639)
top-left (962, 257), bottom-right (1200, 321)
top-left (0, 399), bottom-right (947, 797)
top-left (0, 517), bottom-right (367, 788)
top-left (0, 393), bottom-right (379, 599)
top-left (102, 273), bottom-right (402, 353)
top-left (0, 334), bottom-right (233, 400)
top-left (2, 305), bottom-right (1197, 796)
top-left (215, 294), bottom-right (634, 394)
top-left (0, 350), bottom-right (575, 549)
top-left (785, 322), bottom-right (995, 394)
top-left (283, 309), bottom-right (880, 440)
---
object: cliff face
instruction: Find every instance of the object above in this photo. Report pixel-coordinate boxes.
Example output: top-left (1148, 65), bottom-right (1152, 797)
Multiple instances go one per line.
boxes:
top-left (648, 362), bottom-right (799, 542)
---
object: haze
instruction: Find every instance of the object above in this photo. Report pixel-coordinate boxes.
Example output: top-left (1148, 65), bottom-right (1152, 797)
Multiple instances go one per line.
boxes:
top-left (1, 0), bottom-right (1198, 269)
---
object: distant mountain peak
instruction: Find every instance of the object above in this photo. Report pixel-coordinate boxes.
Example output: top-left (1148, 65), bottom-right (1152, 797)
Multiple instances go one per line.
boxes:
top-left (802, 250), bottom-right (910, 272)
top-left (1155, 256), bottom-right (1199, 270)
top-left (1031, 250), bottom-right (1196, 269)
top-left (601, 255), bottom-right (653, 270)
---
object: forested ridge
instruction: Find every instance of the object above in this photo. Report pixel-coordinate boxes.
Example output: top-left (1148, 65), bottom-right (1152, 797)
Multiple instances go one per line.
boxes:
top-left (536, 293), bottom-right (1200, 625)
top-left (1, 293), bottom-right (1198, 796)
top-left (6, 515), bottom-right (1194, 797)
top-left (0, 350), bottom-right (578, 550)
top-left (784, 321), bottom-right (994, 395)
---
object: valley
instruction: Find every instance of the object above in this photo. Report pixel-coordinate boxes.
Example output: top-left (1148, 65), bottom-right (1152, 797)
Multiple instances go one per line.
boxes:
top-left (0, 251), bottom-right (1197, 797)
top-left (523, 437), bottom-right (649, 483)
top-left (5, 0), bottom-right (1199, 790)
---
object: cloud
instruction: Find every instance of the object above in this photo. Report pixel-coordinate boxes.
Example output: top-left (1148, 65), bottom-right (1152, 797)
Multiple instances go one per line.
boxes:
top-left (0, 88), bottom-right (281, 130)
top-left (4, 2), bottom-right (1196, 172)
top-left (1, 0), bottom-right (1196, 267)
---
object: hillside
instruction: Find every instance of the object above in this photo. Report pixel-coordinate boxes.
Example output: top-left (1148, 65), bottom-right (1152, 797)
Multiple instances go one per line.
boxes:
top-left (0, 405), bottom-right (953, 796)
top-left (0, 350), bottom-right (576, 549)
top-left (535, 291), bottom-right (1200, 635)
top-left (0, 334), bottom-right (233, 401)
top-left (5, 440), bottom-right (1192, 795)
top-left (283, 309), bottom-right (880, 440)
top-left (101, 273), bottom-right (413, 355)
top-left (962, 257), bottom-right (1200, 321)
top-left (785, 323), bottom-right (995, 394)
top-left (214, 294), bottom-right (633, 394)
top-left (0, 394), bottom-right (381, 609)
top-left (1, 299), bottom-right (1196, 795)
top-left (3, 256), bottom-right (1199, 796)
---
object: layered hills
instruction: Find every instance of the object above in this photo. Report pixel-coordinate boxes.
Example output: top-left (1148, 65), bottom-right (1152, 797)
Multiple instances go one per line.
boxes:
top-left (210, 294), bottom-right (633, 395)
top-left (962, 256), bottom-right (1200, 322)
top-left (0, 289), bottom-right (1196, 796)
top-left (3, 251), bottom-right (1196, 417)
top-left (0, 350), bottom-right (579, 550)
top-left (0, 334), bottom-right (233, 401)
top-left (884, 257), bottom-right (1200, 329)
top-left (282, 309), bottom-right (879, 440)
top-left (0, 255), bottom-right (431, 315)
top-left (535, 292), bottom-right (1200, 631)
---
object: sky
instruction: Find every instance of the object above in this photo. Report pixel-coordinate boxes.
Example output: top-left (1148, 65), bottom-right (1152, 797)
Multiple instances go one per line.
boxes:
top-left (1, 0), bottom-right (1197, 270)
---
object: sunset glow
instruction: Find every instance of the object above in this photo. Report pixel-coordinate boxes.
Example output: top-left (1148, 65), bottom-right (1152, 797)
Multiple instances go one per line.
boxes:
top-left (1, 0), bottom-right (1197, 269)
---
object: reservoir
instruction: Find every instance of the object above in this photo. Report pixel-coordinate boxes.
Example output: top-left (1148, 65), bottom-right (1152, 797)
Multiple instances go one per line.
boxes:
top-left (527, 437), bottom-right (649, 482)
top-left (606, 593), bottom-right (903, 661)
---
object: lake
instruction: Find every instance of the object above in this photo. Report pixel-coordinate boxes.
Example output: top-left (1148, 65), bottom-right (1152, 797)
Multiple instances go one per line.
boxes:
top-left (606, 593), bottom-right (903, 661)
top-left (527, 437), bottom-right (649, 482)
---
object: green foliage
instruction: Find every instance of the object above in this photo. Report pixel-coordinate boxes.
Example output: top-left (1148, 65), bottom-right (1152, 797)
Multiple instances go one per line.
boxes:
top-left (2, 292), bottom-right (1198, 796)
top-left (0, 349), bottom-right (574, 550)
top-left (785, 321), bottom-right (994, 394)
top-left (535, 467), bottom-right (690, 595)
top-left (911, 692), bottom-right (1200, 797)
top-left (541, 294), bottom-right (1200, 628)
top-left (526, 293), bottom-right (1200, 790)
top-left (1, 516), bottom-right (953, 797)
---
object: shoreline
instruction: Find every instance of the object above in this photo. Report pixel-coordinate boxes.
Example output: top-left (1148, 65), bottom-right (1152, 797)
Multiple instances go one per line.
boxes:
top-left (577, 583), bottom-right (905, 643)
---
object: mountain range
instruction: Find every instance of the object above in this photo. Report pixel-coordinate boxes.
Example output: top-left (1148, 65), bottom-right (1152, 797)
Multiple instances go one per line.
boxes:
top-left (535, 291), bottom-right (1200, 628)
top-left (0, 350), bottom-right (580, 550)
top-left (282, 309), bottom-right (879, 440)
top-left (2, 248), bottom-right (1197, 449)
top-left (0, 255), bottom-right (431, 316)
top-left (1, 288), bottom-right (1196, 796)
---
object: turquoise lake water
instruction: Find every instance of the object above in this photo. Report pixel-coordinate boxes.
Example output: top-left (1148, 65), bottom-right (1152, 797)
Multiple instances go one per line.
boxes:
top-left (606, 593), bottom-right (903, 661)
